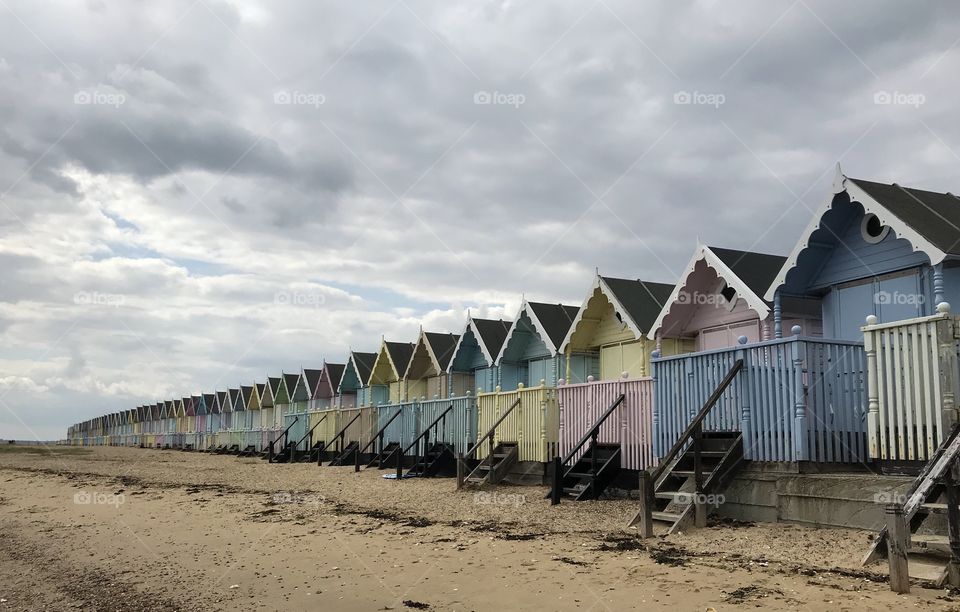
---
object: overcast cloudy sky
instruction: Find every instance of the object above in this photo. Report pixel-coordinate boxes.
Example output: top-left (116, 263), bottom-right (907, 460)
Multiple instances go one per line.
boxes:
top-left (2, 0), bottom-right (959, 439)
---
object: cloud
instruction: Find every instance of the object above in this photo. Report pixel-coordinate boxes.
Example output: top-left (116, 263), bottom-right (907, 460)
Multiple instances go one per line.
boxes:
top-left (0, 0), bottom-right (959, 438)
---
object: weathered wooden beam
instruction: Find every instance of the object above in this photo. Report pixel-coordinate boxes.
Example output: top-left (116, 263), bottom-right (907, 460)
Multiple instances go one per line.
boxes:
top-left (885, 503), bottom-right (910, 594)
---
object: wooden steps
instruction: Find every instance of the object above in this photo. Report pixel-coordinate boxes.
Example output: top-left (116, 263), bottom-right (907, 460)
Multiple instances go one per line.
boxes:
top-left (404, 442), bottom-right (456, 478)
top-left (328, 441), bottom-right (359, 466)
top-left (629, 431), bottom-right (743, 534)
top-left (463, 442), bottom-right (518, 486)
top-left (862, 423), bottom-right (960, 590)
top-left (366, 442), bottom-right (401, 469)
top-left (549, 442), bottom-right (622, 501)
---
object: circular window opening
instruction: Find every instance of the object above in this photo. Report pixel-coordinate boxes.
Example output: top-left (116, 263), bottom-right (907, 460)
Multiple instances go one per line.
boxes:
top-left (861, 213), bottom-right (890, 244)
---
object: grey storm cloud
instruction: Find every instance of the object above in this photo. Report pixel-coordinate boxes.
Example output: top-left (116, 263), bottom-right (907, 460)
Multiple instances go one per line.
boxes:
top-left (1, 0), bottom-right (960, 439)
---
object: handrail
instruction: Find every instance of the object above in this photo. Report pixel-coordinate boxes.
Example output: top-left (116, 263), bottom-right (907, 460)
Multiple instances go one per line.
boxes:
top-left (560, 394), bottom-right (625, 466)
top-left (465, 398), bottom-right (522, 458)
top-left (650, 359), bottom-right (743, 483)
top-left (268, 416), bottom-right (299, 460)
top-left (295, 413), bottom-right (327, 448)
top-left (403, 404), bottom-right (453, 456)
top-left (358, 408), bottom-right (404, 455)
top-left (325, 411), bottom-right (361, 450)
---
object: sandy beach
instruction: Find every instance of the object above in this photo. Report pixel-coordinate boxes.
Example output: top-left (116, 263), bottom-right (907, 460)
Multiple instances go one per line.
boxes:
top-left (0, 445), bottom-right (957, 611)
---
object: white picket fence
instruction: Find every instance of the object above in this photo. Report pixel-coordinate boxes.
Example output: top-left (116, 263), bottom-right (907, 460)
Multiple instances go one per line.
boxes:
top-left (863, 305), bottom-right (960, 461)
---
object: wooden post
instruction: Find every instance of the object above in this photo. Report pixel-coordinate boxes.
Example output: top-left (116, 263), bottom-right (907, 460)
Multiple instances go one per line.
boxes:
top-left (396, 447), bottom-right (404, 480)
top-left (773, 289), bottom-right (782, 339)
top-left (550, 456), bottom-right (562, 506)
top-left (937, 304), bottom-right (958, 437)
top-left (864, 316), bottom-right (881, 459)
top-left (636, 470), bottom-right (654, 538)
top-left (885, 503), bottom-right (910, 594)
top-left (354, 442), bottom-right (361, 472)
top-left (946, 470), bottom-right (960, 587)
top-left (791, 336), bottom-right (809, 461)
top-left (456, 452), bottom-right (464, 489)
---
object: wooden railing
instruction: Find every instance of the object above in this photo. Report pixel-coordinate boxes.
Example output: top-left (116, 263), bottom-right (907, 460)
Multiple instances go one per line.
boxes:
top-left (654, 334), bottom-right (867, 464)
top-left (863, 306), bottom-right (960, 461)
top-left (476, 384), bottom-right (558, 462)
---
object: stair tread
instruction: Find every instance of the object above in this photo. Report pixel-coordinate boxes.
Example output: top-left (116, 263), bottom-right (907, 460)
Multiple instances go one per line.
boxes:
top-left (919, 503), bottom-right (954, 513)
top-left (655, 491), bottom-right (693, 501)
top-left (908, 554), bottom-right (948, 582)
top-left (651, 510), bottom-right (683, 522)
top-left (670, 470), bottom-right (716, 478)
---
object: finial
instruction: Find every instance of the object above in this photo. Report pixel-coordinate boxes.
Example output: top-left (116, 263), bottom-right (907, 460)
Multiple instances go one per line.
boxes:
top-left (517, 383), bottom-right (524, 389)
top-left (737, 335), bottom-right (748, 345)
top-left (558, 378), bottom-right (566, 386)
top-left (539, 378), bottom-right (546, 386)
top-left (621, 371), bottom-right (629, 379)
top-left (587, 375), bottom-right (595, 383)
top-left (651, 349), bottom-right (661, 359)
top-left (831, 162), bottom-right (845, 194)
top-left (791, 325), bottom-right (802, 336)
top-left (938, 302), bottom-right (951, 314)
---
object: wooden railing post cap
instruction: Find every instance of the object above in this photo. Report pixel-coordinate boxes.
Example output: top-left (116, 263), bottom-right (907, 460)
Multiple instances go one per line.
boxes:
top-left (865, 314), bottom-right (878, 326)
top-left (539, 379), bottom-right (546, 386)
top-left (586, 375), bottom-right (594, 383)
top-left (621, 371), bottom-right (629, 379)
top-left (495, 385), bottom-right (502, 392)
top-left (517, 383), bottom-right (525, 390)
top-left (651, 349), bottom-right (660, 359)
top-left (737, 335), bottom-right (749, 345)
top-left (790, 325), bottom-right (802, 337)
top-left (558, 378), bottom-right (566, 386)
top-left (938, 301), bottom-right (952, 314)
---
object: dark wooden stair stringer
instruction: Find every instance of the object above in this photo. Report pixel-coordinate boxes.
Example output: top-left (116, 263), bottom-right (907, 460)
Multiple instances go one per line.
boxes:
top-left (355, 408), bottom-right (405, 471)
top-left (548, 394), bottom-right (626, 503)
top-left (457, 398), bottom-right (522, 489)
top-left (863, 422), bottom-right (960, 587)
top-left (629, 359), bottom-right (744, 536)
top-left (401, 405), bottom-right (455, 478)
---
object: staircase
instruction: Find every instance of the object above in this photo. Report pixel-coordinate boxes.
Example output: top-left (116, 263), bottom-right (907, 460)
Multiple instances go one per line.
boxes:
top-left (329, 441), bottom-right (360, 466)
top-left (405, 442), bottom-right (456, 478)
top-left (367, 442), bottom-right (401, 469)
top-left (463, 442), bottom-right (519, 486)
top-left (637, 431), bottom-right (742, 533)
top-left (628, 359), bottom-right (745, 536)
top-left (270, 443), bottom-right (294, 463)
top-left (863, 423), bottom-right (960, 587)
top-left (553, 442), bottom-right (622, 501)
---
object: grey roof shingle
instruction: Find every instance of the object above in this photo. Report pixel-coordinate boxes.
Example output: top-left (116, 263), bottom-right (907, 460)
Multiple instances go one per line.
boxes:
top-left (527, 302), bottom-right (580, 349)
top-left (708, 247), bottom-right (787, 302)
top-left (600, 278), bottom-right (675, 332)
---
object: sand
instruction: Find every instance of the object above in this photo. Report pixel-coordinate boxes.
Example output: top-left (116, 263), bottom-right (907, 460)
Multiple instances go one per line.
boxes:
top-left (0, 445), bottom-right (957, 611)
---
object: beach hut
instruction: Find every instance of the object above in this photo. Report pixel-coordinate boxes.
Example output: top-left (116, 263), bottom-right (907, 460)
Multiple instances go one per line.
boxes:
top-left (246, 382), bottom-right (265, 450)
top-left (552, 276), bottom-right (678, 498)
top-left (225, 389), bottom-right (241, 450)
top-left (304, 363), bottom-right (343, 456)
top-left (472, 301), bottom-right (579, 475)
top-left (447, 316), bottom-right (512, 394)
top-left (338, 351), bottom-right (379, 457)
top-left (281, 372), bottom-right (311, 455)
top-left (369, 339), bottom-right (418, 454)
top-left (648, 245), bottom-right (822, 350)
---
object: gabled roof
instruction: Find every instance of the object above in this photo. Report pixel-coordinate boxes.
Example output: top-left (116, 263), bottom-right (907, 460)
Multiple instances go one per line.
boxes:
top-left (647, 245), bottom-right (782, 339)
top-left (369, 341), bottom-right (416, 384)
top-left (350, 351), bottom-right (376, 383)
top-left (498, 300), bottom-right (579, 361)
top-left (237, 387), bottom-right (251, 411)
top-left (215, 391), bottom-right (228, 414)
top-left (448, 317), bottom-right (512, 371)
top-left (314, 362), bottom-right (346, 398)
top-left (765, 165), bottom-right (960, 300)
top-left (303, 368), bottom-right (323, 398)
top-left (227, 388), bottom-right (240, 412)
top-left (405, 330), bottom-right (461, 378)
top-left (561, 275), bottom-right (676, 352)
top-left (287, 372), bottom-right (310, 401)
top-left (202, 394), bottom-right (215, 415)
top-left (247, 383), bottom-right (263, 410)
top-left (424, 332), bottom-right (459, 372)
top-left (268, 377), bottom-right (283, 400)
top-left (279, 372), bottom-right (301, 402)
